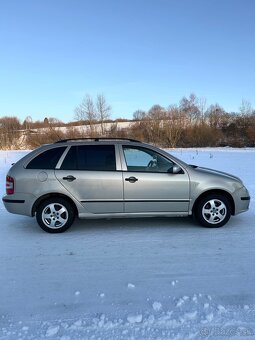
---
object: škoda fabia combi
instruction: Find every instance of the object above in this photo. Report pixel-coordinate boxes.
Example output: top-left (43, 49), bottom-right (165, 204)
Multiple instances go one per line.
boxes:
top-left (2, 138), bottom-right (250, 233)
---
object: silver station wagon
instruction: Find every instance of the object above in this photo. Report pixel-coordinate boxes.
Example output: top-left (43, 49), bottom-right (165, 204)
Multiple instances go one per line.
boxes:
top-left (2, 138), bottom-right (250, 233)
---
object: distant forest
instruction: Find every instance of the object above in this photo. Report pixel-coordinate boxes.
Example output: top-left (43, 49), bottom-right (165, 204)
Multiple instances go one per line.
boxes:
top-left (1, 93), bottom-right (255, 149)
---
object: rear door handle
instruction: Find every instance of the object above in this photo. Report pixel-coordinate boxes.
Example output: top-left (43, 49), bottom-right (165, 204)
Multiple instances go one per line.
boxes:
top-left (125, 176), bottom-right (138, 183)
top-left (63, 175), bottom-right (76, 182)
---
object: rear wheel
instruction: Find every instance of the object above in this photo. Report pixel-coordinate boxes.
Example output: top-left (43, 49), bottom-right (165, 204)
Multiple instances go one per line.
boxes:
top-left (195, 194), bottom-right (231, 228)
top-left (36, 198), bottom-right (75, 233)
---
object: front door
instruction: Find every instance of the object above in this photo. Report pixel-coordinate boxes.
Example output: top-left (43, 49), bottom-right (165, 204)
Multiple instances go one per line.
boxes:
top-left (121, 146), bottom-right (190, 213)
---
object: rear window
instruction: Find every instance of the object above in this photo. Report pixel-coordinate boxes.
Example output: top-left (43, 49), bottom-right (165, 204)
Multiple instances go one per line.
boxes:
top-left (26, 147), bottom-right (66, 169)
top-left (60, 145), bottom-right (116, 171)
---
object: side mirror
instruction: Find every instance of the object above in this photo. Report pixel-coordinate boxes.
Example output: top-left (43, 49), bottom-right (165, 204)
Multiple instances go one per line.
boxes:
top-left (168, 164), bottom-right (183, 174)
top-left (172, 165), bottom-right (183, 174)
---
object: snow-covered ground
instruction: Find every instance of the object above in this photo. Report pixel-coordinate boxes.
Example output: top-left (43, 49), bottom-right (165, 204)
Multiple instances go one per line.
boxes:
top-left (0, 148), bottom-right (255, 339)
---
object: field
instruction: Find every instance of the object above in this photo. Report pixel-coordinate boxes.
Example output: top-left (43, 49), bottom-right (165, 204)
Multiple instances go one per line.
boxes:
top-left (0, 148), bottom-right (254, 339)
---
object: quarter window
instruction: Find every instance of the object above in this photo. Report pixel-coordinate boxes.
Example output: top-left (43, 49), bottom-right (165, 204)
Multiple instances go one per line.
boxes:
top-left (26, 147), bottom-right (66, 169)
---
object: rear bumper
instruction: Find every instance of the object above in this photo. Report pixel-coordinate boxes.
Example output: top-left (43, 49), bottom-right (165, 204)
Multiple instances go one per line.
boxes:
top-left (2, 193), bottom-right (35, 216)
top-left (3, 198), bottom-right (25, 204)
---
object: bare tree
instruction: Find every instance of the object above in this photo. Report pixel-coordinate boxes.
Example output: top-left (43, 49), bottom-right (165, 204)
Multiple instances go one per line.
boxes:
top-left (147, 105), bottom-right (165, 144)
top-left (163, 106), bottom-right (184, 148)
top-left (0, 116), bottom-right (21, 149)
top-left (131, 111), bottom-right (151, 142)
top-left (198, 97), bottom-right (207, 123)
top-left (206, 104), bottom-right (225, 129)
top-left (133, 110), bottom-right (146, 121)
top-left (23, 116), bottom-right (33, 130)
top-left (96, 94), bottom-right (111, 135)
top-left (179, 93), bottom-right (200, 123)
top-left (74, 94), bottom-right (97, 136)
top-left (239, 99), bottom-right (252, 116)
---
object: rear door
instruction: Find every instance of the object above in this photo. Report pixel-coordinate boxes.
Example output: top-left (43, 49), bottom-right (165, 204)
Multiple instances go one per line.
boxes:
top-left (121, 145), bottom-right (190, 213)
top-left (55, 144), bottom-right (124, 213)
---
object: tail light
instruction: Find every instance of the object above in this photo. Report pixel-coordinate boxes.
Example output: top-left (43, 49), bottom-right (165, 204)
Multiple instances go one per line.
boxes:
top-left (6, 175), bottom-right (14, 195)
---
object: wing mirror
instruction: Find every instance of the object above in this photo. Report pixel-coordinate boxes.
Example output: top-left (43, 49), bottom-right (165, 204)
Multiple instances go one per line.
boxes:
top-left (169, 164), bottom-right (183, 174)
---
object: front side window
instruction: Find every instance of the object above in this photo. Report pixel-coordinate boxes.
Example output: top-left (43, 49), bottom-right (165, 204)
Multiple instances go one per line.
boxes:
top-left (26, 147), bottom-right (66, 169)
top-left (60, 145), bottom-right (116, 171)
top-left (123, 146), bottom-right (174, 173)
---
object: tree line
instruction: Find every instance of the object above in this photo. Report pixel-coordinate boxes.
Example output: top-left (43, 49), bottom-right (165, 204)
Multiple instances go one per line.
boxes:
top-left (131, 95), bottom-right (255, 148)
top-left (0, 93), bottom-right (254, 149)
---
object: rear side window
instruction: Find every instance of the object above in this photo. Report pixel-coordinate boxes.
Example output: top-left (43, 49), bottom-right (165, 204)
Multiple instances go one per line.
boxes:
top-left (60, 146), bottom-right (77, 170)
top-left (26, 147), bottom-right (66, 169)
top-left (60, 145), bottom-right (116, 171)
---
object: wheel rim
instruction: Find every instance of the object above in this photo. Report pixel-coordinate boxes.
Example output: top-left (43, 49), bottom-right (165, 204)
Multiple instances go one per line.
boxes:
top-left (42, 203), bottom-right (69, 229)
top-left (202, 199), bottom-right (227, 224)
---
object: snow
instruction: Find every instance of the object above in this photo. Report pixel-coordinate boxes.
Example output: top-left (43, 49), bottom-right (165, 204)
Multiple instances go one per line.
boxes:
top-left (127, 314), bottom-right (143, 324)
top-left (127, 283), bottom-right (135, 289)
top-left (0, 148), bottom-right (255, 339)
top-left (46, 325), bottom-right (60, 337)
top-left (152, 302), bottom-right (162, 312)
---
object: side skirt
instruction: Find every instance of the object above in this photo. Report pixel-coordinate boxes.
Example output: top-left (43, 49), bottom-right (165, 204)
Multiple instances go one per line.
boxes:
top-left (78, 212), bottom-right (189, 219)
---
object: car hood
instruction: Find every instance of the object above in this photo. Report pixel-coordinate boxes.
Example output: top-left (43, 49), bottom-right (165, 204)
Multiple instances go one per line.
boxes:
top-left (189, 165), bottom-right (242, 183)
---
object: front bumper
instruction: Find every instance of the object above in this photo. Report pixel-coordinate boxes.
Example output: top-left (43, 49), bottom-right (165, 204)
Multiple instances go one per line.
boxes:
top-left (233, 186), bottom-right (250, 215)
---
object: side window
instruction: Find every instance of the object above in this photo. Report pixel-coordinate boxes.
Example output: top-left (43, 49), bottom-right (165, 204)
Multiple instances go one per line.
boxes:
top-left (61, 145), bottom-right (116, 171)
top-left (123, 146), bottom-right (174, 173)
top-left (26, 147), bottom-right (66, 169)
top-left (60, 146), bottom-right (77, 170)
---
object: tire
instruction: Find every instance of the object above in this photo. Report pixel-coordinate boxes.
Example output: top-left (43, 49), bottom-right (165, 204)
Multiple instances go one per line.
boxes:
top-left (36, 197), bottom-right (75, 233)
top-left (195, 194), bottom-right (231, 228)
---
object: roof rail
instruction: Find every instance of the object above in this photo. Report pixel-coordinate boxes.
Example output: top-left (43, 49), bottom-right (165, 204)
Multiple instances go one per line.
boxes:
top-left (55, 137), bottom-right (141, 143)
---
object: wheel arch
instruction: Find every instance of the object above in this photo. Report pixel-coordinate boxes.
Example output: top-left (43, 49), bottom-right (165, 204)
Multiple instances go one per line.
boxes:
top-left (192, 189), bottom-right (235, 216)
top-left (32, 193), bottom-right (78, 217)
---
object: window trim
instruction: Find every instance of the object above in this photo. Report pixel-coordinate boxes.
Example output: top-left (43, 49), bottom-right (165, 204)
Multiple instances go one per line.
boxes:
top-left (56, 146), bottom-right (71, 169)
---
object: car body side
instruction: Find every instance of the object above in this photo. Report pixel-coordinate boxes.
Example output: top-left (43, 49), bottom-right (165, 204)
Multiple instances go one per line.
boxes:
top-left (2, 141), bottom-right (250, 220)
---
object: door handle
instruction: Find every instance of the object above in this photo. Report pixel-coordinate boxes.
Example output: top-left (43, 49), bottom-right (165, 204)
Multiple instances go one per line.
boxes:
top-left (63, 175), bottom-right (76, 182)
top-left (125, 176), bottom-right (138, 183)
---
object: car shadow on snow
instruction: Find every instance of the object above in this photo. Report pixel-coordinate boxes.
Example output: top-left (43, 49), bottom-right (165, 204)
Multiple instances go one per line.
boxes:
top-left (70, 216), bottom-right (200, 233)
top-left (68, 214), bottom-right (250, 235)
top-left (6, 213), bottom-right (249, 235)
top-left (5, 214), bottom-right (198, 235)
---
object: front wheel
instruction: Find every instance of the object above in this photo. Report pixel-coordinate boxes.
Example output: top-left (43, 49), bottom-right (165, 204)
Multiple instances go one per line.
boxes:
top-left (36, 198), bottom-right (75, 233)
top-left (195, 194), bottom-right (231, 228)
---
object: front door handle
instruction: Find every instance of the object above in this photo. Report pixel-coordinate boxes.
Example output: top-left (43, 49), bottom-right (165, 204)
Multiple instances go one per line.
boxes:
top-left (125, 176), bottom-right (138, 183)
top-left (63, 175), bottom-right (76, 182)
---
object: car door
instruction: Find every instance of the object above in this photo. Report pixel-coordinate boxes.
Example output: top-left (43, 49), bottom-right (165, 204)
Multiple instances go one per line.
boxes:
top-left (55, 144), bottom-right (124, 214)
top-left (121, 145), bottom-right (190, 213)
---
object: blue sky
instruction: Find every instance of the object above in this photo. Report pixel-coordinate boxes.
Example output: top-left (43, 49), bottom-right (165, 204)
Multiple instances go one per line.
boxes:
top-left (1, 0), bottom-right (254, 122)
